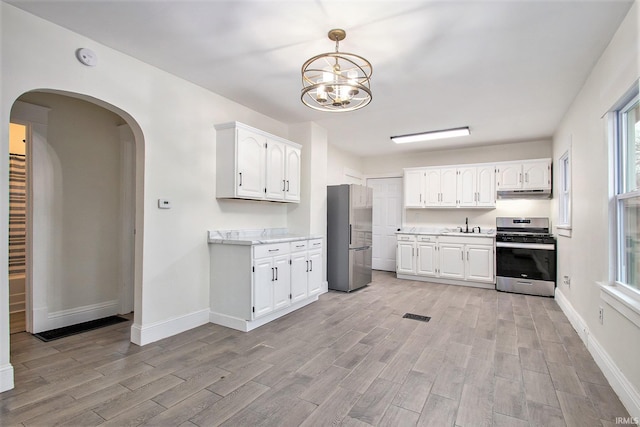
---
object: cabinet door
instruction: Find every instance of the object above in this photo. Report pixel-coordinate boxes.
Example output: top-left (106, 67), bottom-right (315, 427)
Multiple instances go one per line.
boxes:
top-left (440, 168), bottom-right (458, 206)
top-left (457, 167), bottom-right (477, 207)
top-left (253, 258), bottom-right (274, 318)
top-left (265, 140), bottom-right (286, 200)
top-left (285, 145), bottom-right (301, 202)
top-left (466, 244), bottom-right (494, 283)
top-left (404, 170), bottom-right (424, 208)
top-left (396, 241), bottom-right (416, 274)
top-left (476, 165), bottom-right (496, 207)
top-left (496, 163), bottom-right (522, 190)
top-left (424, 169), bottom-right (441, 206)
top-left (290, 252), bottom-right (308, 303)
top-left (273, 255), bottom-right (291, 311)
top-left (237, 128), bottom-right (266, 199)
top-left (307, 249), bottom-right (323, 296)
top-left (523, 160), bottom-right (551, 190)
top-left (416, 242), bottom-right (437, 276)
top-left (439, 243), bottom-right (465, 279)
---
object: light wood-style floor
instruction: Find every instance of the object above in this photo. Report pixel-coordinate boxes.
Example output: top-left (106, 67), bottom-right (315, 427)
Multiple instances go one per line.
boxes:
top-left (0, 271), bottom-right (630, 426)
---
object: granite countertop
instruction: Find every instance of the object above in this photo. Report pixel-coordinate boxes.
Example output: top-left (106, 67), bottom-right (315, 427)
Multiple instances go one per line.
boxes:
top-left (208, 228), bottom-right (323, 245)
top-left (396, 227), bottom-right (496, 238)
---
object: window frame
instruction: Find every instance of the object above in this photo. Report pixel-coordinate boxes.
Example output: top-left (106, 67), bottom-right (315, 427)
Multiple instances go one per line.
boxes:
top-left (613, 89), bottom-right (640, 294)
top-left (557, 147), bottom-right (571, 236)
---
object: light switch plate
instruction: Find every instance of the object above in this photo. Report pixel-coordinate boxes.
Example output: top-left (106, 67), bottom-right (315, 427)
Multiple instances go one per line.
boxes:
top-left (158, 199), bottom-right (171, 209)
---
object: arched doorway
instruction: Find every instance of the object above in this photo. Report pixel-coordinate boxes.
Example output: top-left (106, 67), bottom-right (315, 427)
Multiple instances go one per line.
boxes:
top-left (8, 90), bottom-right (144, 343)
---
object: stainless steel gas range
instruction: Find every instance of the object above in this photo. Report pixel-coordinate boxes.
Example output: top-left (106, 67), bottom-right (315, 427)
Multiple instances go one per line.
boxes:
top-left (495, 217), bottom-right (557, 297)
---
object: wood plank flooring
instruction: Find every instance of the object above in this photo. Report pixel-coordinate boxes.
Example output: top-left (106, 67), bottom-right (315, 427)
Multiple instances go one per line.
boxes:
top-left (0, 271), bottom-right (630, 426)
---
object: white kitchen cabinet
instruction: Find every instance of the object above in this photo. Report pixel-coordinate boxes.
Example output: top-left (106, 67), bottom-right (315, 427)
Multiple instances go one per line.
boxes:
top-left (496, 159), bottom-right (551, 191)
top-left (404, 169), bottom-right (425, 208)
top-left (416, 237), bottom-right (437, 276)
top-left (396, 235), bottom-right (416, 274)
top-left (209, 237), bottom-right (323, 332)
top-left (424, 167), bottom-right (457, 207)
top-left (397, 233), bottom-right (495, 289)
top-left (216, 122), bottom-right (301, 203)
top-left (458, 165), bottom-right (496, 208)
top-left (290, 239), bottom-right (323, 303)
top-left (236, 127), bottom-right (266, 199)
top-left (465, 244), bottom-right (494, 283)
top-left (438, 241), bottom-right (465, 279)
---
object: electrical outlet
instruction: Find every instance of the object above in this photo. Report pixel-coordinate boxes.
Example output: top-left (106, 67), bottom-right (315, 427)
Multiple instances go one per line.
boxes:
top-left (563, 275), bottom-right (571, 287)
top-left (598, 306), bottom-right (604, 324)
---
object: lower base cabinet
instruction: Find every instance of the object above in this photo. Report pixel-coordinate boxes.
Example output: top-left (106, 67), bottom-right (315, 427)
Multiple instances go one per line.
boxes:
top-left (396, 234), bottom-right (494, 288)
top-left (210, 238), bottom-right (324, 331)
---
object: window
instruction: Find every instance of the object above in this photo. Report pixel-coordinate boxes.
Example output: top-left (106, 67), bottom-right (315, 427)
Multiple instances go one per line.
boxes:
top-left (558, 148), bottom-right (571, 234)
top-left (614, 89), bottom-right (640, 292)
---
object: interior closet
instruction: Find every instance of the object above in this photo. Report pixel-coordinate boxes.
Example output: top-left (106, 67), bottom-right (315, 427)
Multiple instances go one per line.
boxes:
top-left (9, 123), bottom-right (27, 333)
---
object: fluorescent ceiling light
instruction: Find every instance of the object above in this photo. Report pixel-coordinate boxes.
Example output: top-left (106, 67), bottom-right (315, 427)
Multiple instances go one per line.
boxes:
top-left (391, 127), bottom-right (470, 144)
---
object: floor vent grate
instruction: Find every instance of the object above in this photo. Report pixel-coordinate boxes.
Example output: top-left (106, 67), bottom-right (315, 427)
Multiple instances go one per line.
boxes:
top-left (402, 313), bottom-right (431, 322)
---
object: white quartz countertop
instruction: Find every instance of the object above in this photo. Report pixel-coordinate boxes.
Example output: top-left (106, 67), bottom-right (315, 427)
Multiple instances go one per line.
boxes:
top-left (396, 227), bottom-right (496, 238)
top-left (208, 228), bottom-right (323, 245)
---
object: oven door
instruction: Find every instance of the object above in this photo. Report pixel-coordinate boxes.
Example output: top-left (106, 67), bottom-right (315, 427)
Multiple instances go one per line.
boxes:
top-left (496, 242), bottom-right (556, 282)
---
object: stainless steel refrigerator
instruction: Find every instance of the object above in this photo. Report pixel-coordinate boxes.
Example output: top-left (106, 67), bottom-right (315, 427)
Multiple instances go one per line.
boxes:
top-left (327, 184), bottom-right (373, 292)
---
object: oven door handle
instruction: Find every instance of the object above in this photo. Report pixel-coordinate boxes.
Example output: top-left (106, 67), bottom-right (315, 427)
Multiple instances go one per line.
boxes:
top-left (496, 242), bottom-right (555, 250)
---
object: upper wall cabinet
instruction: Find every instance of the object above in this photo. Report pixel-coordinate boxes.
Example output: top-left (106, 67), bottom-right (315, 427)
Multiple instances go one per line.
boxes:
top-left (404, 164), bottom-right (495, 209)
top-left (216, 122), bottom-right (301, 203)
top-left (496, 159), bottom-right (551, 191)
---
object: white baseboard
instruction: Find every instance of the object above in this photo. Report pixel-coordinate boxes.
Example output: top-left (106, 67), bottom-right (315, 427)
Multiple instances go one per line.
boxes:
top-left (32, 300), bottom-right (119, 334)
top-left (209, 295), bottom-right (319, 332)
top-left (555, 289), bottom-right (640, 418)
top-left (130, 308), bottom-right (209, 346)
top-left (396, 274), bottom-right (495, 290)
top-left (0, 363), bottom-right (14, 393)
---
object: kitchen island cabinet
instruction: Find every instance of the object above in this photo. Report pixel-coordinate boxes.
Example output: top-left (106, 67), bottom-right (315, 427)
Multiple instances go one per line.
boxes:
top-left (208, 230), bottom-right (324, 331)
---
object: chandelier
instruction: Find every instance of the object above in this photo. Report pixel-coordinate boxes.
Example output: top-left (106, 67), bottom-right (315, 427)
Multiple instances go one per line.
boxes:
top-left (301, 29), bottom-right (372, 112)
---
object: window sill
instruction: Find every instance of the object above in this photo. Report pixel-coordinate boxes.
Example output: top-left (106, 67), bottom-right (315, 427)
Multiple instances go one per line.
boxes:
top-left (598, 281), bottom-right (640, 329)
top-left (556, 225), bottom-right (572, 238)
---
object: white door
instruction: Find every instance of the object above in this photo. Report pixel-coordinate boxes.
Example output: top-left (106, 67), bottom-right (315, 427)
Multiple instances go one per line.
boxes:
top-left (265, 140), bottom-right (285, 200)
top-left (424, 168), bottom-right (441, 206)
top-left (439, 243), bottom-right (465, 279)
top-left (369, 177), bottom-right (402, 271)
top-left (273, 255), bottom-right (291, 311)
top-left (466, 244), bottom-right (494, 283)
top-left (440, 168), bottom-right (458, 207)
top-left (476, 165), bottom-right (496, 207)
top-left (523, 160), bottom-right (550, 190)
top-left (307, 249), bottom-right (323, 296)
top-left (416, 241), bottom-right (437, 277)
top-left (253, 257), bottom-right (274, 318)
top-left (290, 252), bottom-right (308, 303)
top-left (403, 170), bottom-right (424, 208)
top-left (496, 163), bottom-right (522, 190)
top-left (236, 128), bottom-right (266, 199)
top-left (396, 241), bottom-right (416, 275)
top-left (457, 167), bottom-right (477, 207)
top-left (284, 145), bottom-right (301, 202)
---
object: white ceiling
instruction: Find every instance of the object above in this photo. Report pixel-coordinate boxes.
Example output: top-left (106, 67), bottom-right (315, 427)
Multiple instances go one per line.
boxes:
top-left (6, 0), bottom-right (634, 157)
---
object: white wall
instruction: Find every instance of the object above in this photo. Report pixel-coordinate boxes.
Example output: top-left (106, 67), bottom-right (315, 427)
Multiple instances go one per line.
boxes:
top-left (327, 143), bottom-right (364, 185)
top-left (0, 3), bottom-right (323, 391)
top-left (552, 1), bottom-right (640, 416)
top-left (363, 139), bottom-right (553, 230)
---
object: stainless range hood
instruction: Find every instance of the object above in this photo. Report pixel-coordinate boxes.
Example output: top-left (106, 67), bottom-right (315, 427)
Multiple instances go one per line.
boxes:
top-left (497, 188), bottom-right (552, 199)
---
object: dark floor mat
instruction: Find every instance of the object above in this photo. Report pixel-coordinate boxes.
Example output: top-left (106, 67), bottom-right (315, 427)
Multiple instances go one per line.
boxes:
top-left (402, 313), bottom-right (431, 322)
top-left (33, 315), bottom-right (129, 342)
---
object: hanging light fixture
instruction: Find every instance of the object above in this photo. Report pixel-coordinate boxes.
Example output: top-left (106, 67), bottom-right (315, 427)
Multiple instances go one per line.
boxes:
top-left (301, 29), bottom-right (372, 112)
